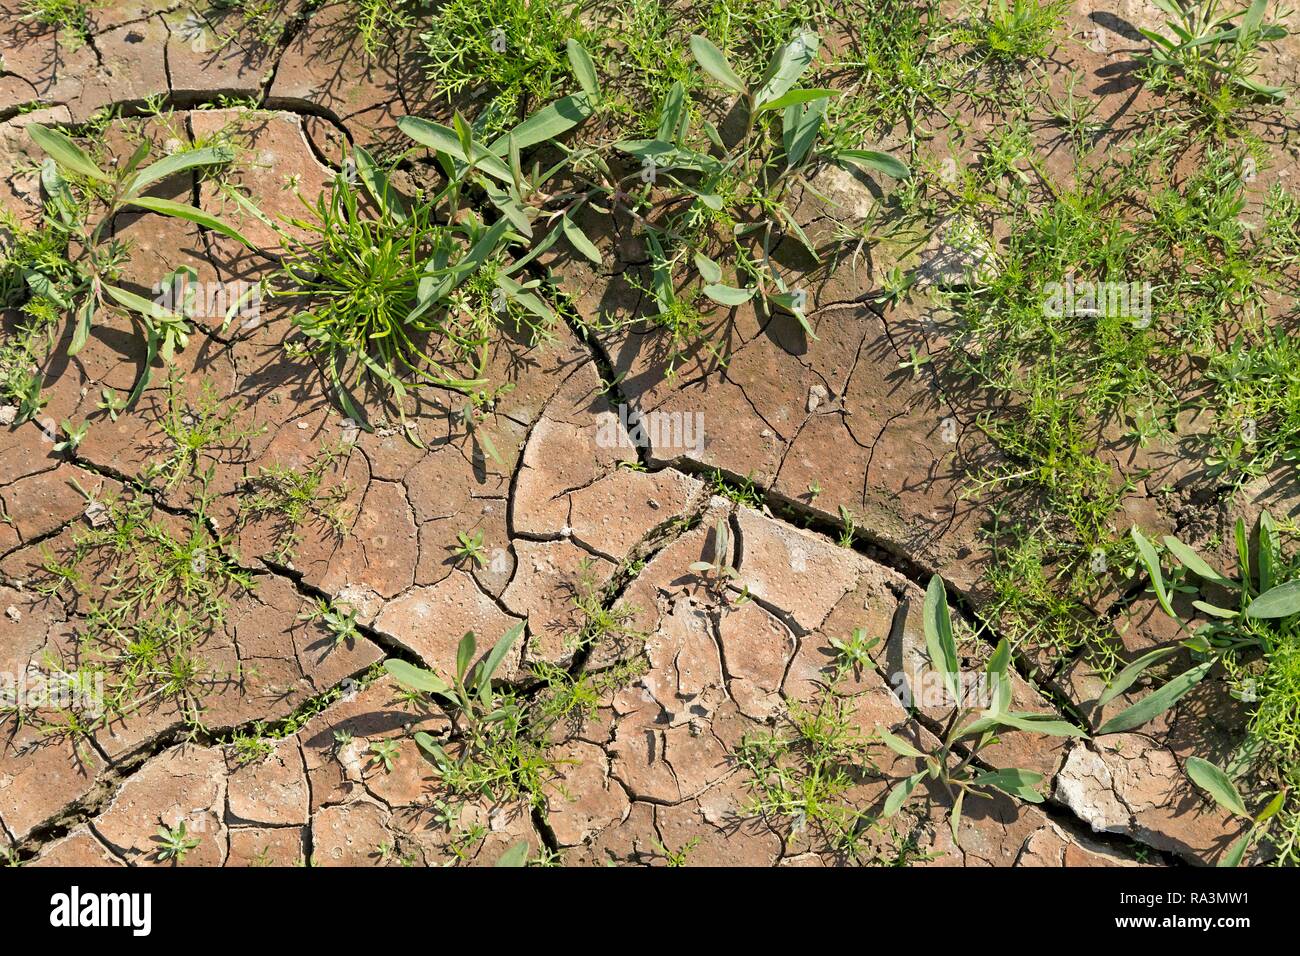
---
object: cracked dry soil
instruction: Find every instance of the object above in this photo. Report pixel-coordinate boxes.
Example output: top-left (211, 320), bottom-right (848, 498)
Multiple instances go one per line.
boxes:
top-left (1, 0), bottom-right (1295, 868)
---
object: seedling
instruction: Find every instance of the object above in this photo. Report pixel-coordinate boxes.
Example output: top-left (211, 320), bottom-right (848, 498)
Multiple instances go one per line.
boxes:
top-left (369, 738), bottom-right (402, 773)
top-left (879, 576), bottom-right (1085, 842)
top-left (299, 598), bottom-right (361, 649)
top-left (829, 627), bottom-right (880, 681)
top-left (451, 529), bottom-right (489, 568)
top-left (154, 820), bottom-right (201, 863)
top-left (689, 516), bottom-right (740, 586)
top-left (51, 418), bottom-right (87, 454)
top-left (654, 837), bottom-right (700, 867)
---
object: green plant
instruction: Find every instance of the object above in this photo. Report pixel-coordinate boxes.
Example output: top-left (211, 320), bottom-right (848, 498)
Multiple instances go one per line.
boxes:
top-left (19, 0), bottom-right (95, 50)
top-left (959, 0), bottom-right (1067, 63)
top-left (654, 837), bottom-right (700, 867)
top-left (299, 598), bottom-right (361, 649)
top-left (148, 376), bottom-right (265, 491)
top-left (13, 485), bottom-right (256, 745)
top-left (154, 820), bottom-right (201, 863)
top-left (735, 681), bottom-right (884, 860)
top-left (230, 723), bottom-right (274, 765)
top-left (879, 576), bottom-right (1085, 841)
top-left (451, 529), bottom-right (488, 568)
top-left (829, 627), bottom-right (880, 681)
top-left (604, 29), bottom-right (908, 359)
top-left (419, 0), bottom-right (590, 137)
top-left (22, 125), bottom-right (254, 409)
top-left (384, 623), bottom-right (561, 808)
top-left (1139, 0), bottom-right (1287, 124)
top-left (689, 516), bottom-right (741, 587)
top-left (1127, 517), bottom-right (1300, 864)
top-left (238, 441), bottom-right (353, 564)
top-left (1186, 756), bottom-right (1284, 865)
top-left (277, 58), bottom-right (601, 427)
top-left (369, 738), bottom-right (402, 773)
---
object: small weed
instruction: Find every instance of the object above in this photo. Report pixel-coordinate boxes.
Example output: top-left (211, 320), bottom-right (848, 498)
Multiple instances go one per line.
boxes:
top-left (239, 441), bottom-right (353, 564)
top-left (1139, 0), bottom-right (1288, 127)
top-left (878, 576), bottom-right (1086, 842)
top-left (154, 821), bottom-right (201, 863)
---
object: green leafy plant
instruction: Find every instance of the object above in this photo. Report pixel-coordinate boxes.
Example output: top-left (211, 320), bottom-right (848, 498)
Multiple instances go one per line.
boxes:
top-left (154, 820), bottom-right (201, 863)
top-left (604, 29), bottom-right (908, 358)
top-left (959, 0), bottom-right (1068, 63)
top-left (1139, 0), bottom-right (1288, 123)
top-left (1127, 517), bottom-right (1300, 863)
top-left (22, 125), bottom-right (254, 408)
top-left (238, 441), bottom-right (353, 564)
top-left (689, 516), bottom-right (740, 586)
top-left (829, 627), bottom-right (880, 681)
top-left (451, 529), bottom-right (489, 568)
top-left (19, 0), bottom-right (95, 50)
top-left (418, 0), bottom-right (590, 137)
top-left (879, 575), bottom-right (1085, 841)
top-left (1186, 755), bottom-right (1284, 865)
top-left (369, 738), bottom-right (402, 773)
top-left (299, 598), bottom-right (362, 649)
top-left (276, 54), bottom-right (601, 428)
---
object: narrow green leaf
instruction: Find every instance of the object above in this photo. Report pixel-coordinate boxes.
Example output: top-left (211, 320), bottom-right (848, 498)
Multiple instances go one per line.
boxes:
top-left (1218, 833), bottom-right (1249, 867)
top-left (657, 81), bottom-right (687, 144)
top-left (566, 39), bottom-right (600, 98)
top-left (1097, 647), bottom-right (1177, 709)
top-left (455, 631), bottom-right (476, 682)
top-left (123, 195), bottom-right (256, 249)
top-left (754, 30), bottom-right (820, 108)
top-left (477, 620), bottom-right (524, 695)
top-left (703, 283), bottom-right (755, 306)
top-left (492, 94), bottom-right (593, 154)
top-left (68, 296), bottom-right (94, 357)
top-left (924, 574), bottom-right (961, 703)
top-left (689, 35), bottom-right (747, 94)
top-left (1097, 660), bottom-right (1212, 734)
top-left (756, 87), bottom-right (835, 113)
top-left (384, 658), bottom-right (451, 695)
top-left (494, 840), bottom-right (530, 867)
top-left (970, 767), bottom-right (1045, 802)
top-left (27, 124), bottom-right (109, 181)
top-left (398, 116), bottom-right (513, 182)
top-left (126, 145), bottom-right (234, 197)
top-left (1259, 511), bottom-right (1278, 594)
top-left (883, 771), bottom-right (925, 816)
top-left (1162, 536), bottom-right (1236, 589)
top-left (101, 282), bottom-right (183, 324)
top-left (1131, 526), bottom-right (1175, 619)
top-left (559, 212), bottom-right (601, 264)
top-left (354, 146), bottom-right (408, 223)
top-left (1185, 756), bottom-right (1249, 818)
top-left (878, 728), bottom-right (925, 759)
top-left (782, 97), bottom-right (825, 169)
top-left (837, 148), bottom-right (910, 180)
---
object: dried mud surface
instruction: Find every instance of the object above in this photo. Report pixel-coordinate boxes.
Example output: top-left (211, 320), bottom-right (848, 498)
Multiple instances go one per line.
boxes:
top-left (2, 0), bottom-right (1293, 866)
